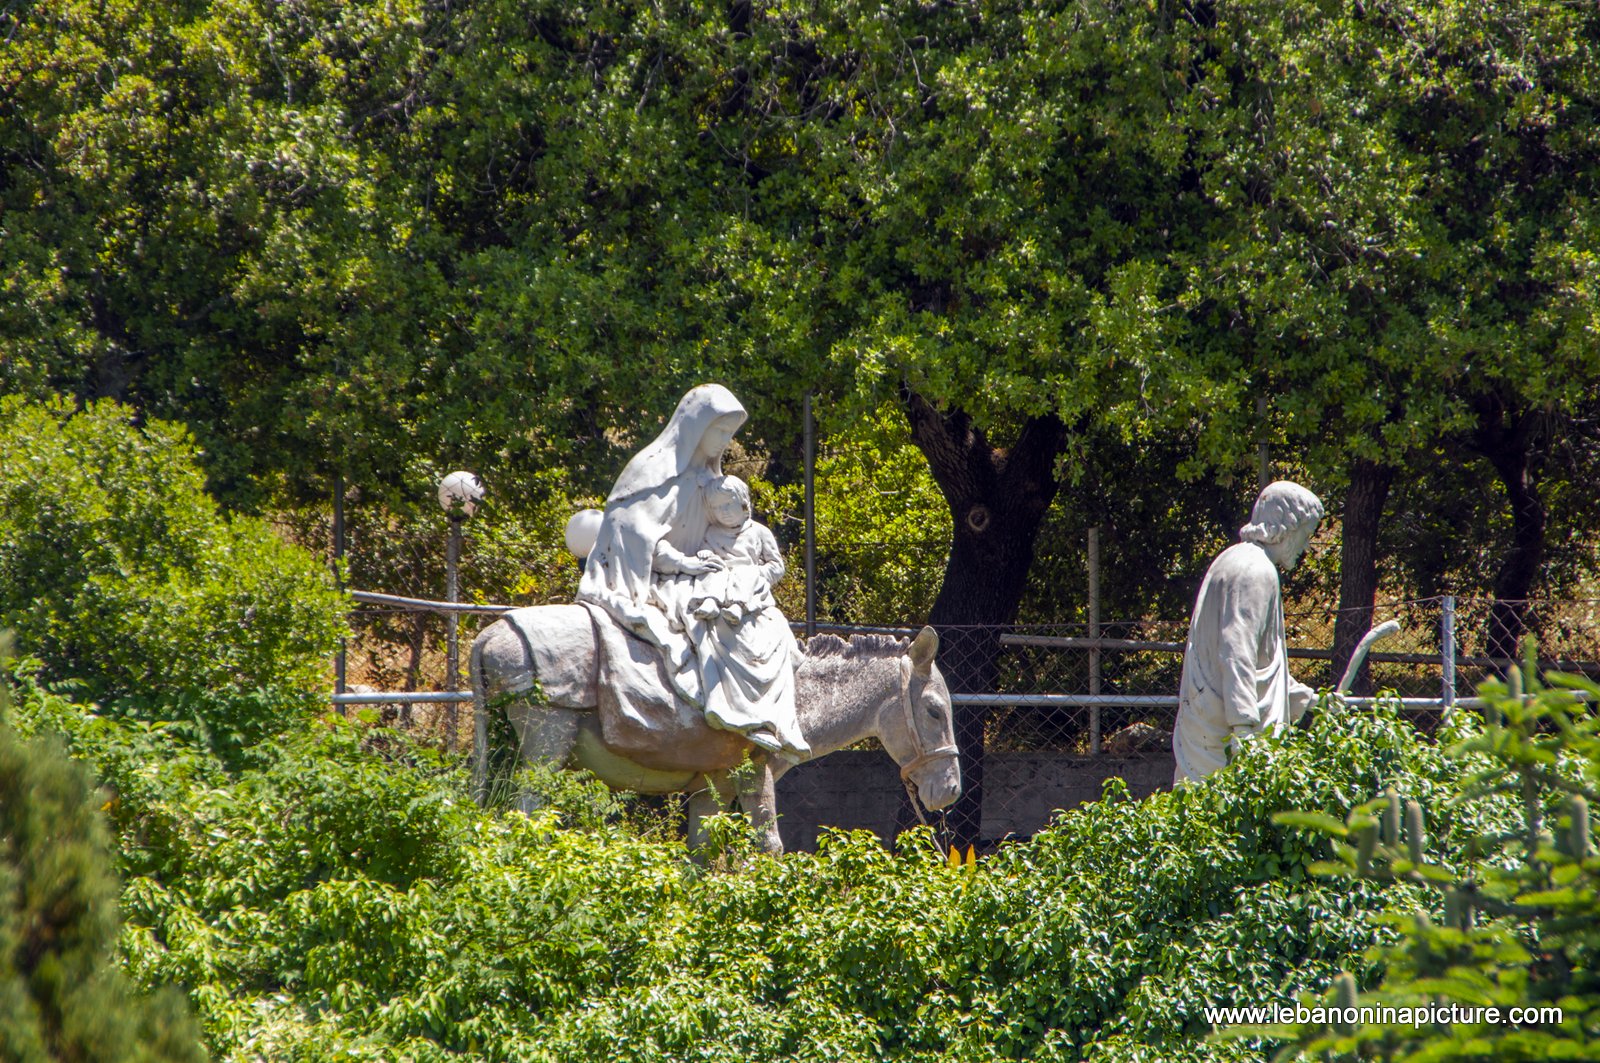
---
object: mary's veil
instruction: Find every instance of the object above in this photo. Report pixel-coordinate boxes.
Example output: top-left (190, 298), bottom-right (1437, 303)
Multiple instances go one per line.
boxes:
top-left (604, 385), bottom-right (746, 505)
top-left (577, 385), bottom-right (747, 633)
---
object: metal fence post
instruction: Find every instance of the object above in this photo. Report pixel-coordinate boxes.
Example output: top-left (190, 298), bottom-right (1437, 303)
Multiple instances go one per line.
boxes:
top-left (1441, 594), bottom-right (1456, 719)
top-left (1256, 395), bottom-right (1271, 489)
top-left (446, 515), bottom-right (463, 751)
top-left (1088, 526), bottom-right (1102, 755)
top-left (804, 392), bottom-right (816, 639)
top-left (333, 475), bottom-right (347, 707)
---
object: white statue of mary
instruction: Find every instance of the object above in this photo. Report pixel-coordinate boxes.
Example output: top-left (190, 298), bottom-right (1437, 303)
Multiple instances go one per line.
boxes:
top-left (577, 384), bottom-right (809, 761)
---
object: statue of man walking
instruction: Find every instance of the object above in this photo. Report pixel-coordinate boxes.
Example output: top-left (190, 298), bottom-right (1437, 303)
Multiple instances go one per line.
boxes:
top-left (1172, 481), bottom-right (1326, 783)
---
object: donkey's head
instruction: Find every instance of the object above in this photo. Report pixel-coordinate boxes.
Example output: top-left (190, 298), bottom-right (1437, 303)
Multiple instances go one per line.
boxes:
top-left (798, 628), bottom-right (962, 811)
top-left (877, 627), bottom-right (961, 812)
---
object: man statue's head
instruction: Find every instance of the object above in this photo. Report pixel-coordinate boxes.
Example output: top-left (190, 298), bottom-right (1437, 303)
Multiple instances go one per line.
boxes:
top-left (1239, 480), bottom-right (1324, 571)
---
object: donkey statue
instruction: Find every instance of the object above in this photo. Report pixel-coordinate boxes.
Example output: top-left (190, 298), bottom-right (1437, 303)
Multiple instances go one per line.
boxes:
top-left (470, 605), bottom-right (960, 853)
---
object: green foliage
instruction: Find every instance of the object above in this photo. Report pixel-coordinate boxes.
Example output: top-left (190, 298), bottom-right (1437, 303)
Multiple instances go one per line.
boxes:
top-left (1256, 658), bottom-right (1600, 1059)
top-left (0, 397), bottom-right (347, 757)
top-left (13, 665), bottom-right (1514, 1061)
top-left (4, 0), bottom-right (1598, 617)
top-left (0, 639), bottom-right (208, 1062)
top-left (5, 0), bottom-right (1599, 1052)
top-left (330, 461), bottom-right (584, 609)
top-left (762, 406), bottom-right (951, 624)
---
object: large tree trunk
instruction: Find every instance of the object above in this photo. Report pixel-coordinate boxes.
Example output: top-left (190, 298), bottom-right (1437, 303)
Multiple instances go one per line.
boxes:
top-left (1329, 459), bottom-right (1395, 694)
top-left (901, 387), bottom-right (1067, 849)
top-left (89, 286), bottom-right (141, 402)
top-left (1471, 400), bottom-right (1547, 665)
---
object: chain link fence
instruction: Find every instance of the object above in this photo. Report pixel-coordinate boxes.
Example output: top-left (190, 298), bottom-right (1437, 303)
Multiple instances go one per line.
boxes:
top-left (924, 597), bottom-right (1600, 752)
top-left (332, 595), bottom-right (1600, 844)
top-left (319, 500), bottom-right (1600, 845)
top-left (790, 598), bottom-right (1600, 847)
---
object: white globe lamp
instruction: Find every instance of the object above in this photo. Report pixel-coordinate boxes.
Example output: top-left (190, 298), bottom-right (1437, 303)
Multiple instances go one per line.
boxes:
top-left (437, 470), bottom-right (484, 519)
top-left (564, 508), bottom-right (603, 559)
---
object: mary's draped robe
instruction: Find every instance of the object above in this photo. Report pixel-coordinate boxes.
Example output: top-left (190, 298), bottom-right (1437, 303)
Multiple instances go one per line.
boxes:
top-left (575, 384), bottom-right (806, 762)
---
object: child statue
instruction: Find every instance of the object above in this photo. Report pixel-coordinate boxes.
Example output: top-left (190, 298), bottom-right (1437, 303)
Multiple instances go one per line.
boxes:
top-left (686, 475), bottom-right (785, 627)
top-left (653, 474), bottom-right (809, 761)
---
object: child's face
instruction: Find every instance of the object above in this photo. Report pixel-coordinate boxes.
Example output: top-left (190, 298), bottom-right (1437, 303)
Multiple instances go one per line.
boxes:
top-left (711, 494), bottom-right (749, 527)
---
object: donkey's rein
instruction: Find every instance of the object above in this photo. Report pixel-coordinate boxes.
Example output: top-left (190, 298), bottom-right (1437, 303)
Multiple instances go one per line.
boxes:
top-left (896, 657), bottom-right (959, 827)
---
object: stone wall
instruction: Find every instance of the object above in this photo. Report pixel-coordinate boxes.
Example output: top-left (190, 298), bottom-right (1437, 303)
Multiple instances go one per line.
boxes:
top-left (774, 750), bottom-right (1175, 851)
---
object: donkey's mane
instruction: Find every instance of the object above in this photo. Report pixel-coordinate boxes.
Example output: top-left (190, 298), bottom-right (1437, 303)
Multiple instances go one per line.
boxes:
top-left (802, 632), bottom-right (910, 660)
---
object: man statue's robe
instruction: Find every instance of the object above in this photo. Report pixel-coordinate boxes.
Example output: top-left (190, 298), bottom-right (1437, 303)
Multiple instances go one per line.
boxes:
top-left (1172, 542), bottom-right (1316, 783)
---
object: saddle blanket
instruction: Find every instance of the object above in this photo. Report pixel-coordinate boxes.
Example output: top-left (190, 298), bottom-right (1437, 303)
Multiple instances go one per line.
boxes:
top-left (503, 602), bottom-right (748, 774)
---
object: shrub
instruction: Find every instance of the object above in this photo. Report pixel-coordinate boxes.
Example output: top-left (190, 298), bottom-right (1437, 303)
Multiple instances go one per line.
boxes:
top-left (759, 406), bottom-right (950, 625)
top-left (0, 396), bottom-right (347, 755)
top-left (0, 638), bottom-right (207, 1063)
top-left (1257, 655), bottom-right (1600, 1059)
top-left (15, 672), bottom-right (1514, 1062)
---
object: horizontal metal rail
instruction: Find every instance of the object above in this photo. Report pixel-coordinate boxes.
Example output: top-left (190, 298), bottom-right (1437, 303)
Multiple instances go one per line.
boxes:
top-left (330, 691), bottom-right (1577, 711)
top-left (332, 691), bottom-right (475, 705)
top-left (335, 690), bottom-right (1181, 711)
top-left (344, 597), bottom-right (1600, 675)
top-left (1340, 696), bottom-right (1482, 710)
top-left (1000, 631), bottom-right (1600, 674)
top-left (953, 692), bottom-right (1589, 713)
top-left (952, 693), bottom-right (1178, 708)
top-left (331, 690), bottom-right (1587, 710)
top-left (1002, 633), bottom-right (1185, 653)
top-left (793, 621), bottom-right (921, 637)
top-left (350, 589), bottom-right (514, 614)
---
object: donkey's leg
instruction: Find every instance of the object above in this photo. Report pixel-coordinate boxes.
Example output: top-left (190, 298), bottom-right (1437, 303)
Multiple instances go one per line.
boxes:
top-left (737, 757), bottom-right (784, 855)
top-left (685, 772), bottom-right (738, 854)
top-left (474, 619), bottom-right (584, 811)
top-left (505, 700), bottom-right (584, 813)
top-left (685, 788), bottom-right (719, 852)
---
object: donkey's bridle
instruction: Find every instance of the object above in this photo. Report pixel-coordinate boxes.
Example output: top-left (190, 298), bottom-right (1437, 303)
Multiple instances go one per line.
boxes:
top-left (895, 656), bottom-right (960, 825)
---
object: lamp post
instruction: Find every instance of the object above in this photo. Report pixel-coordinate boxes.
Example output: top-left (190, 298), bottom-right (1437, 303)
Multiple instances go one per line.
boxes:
top-left (438, 471), bottom-right (484, 752)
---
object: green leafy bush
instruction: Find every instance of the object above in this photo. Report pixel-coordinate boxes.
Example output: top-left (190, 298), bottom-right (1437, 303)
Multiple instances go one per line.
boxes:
top-left (0, 396), bottom-right (347, 755)
top-left (1258, 658), bottom-right (1599, 1059)
top-left (14, 669), bottom-right (1515, 1062)
top-left (0, 639), bottom-right (207, 1063)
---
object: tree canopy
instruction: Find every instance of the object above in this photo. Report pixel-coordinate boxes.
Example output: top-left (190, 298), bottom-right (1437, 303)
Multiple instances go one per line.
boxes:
top-left (3, 0), bottom-right (1597, 628)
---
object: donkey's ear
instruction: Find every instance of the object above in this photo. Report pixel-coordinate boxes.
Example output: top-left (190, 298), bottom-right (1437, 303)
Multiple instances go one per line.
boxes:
top-left (908, 625), bottom-right (938, 675)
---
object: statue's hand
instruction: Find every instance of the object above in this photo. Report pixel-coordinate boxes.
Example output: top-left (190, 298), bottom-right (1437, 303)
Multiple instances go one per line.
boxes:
top-left (680, 556), bottom-right (725, 576)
